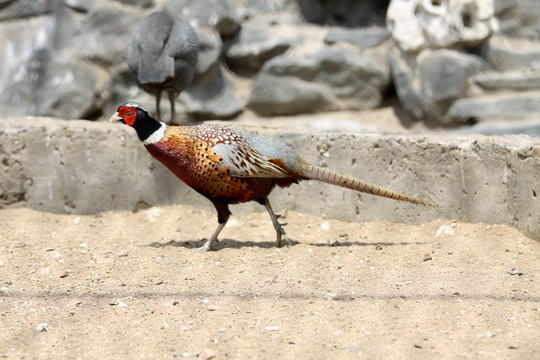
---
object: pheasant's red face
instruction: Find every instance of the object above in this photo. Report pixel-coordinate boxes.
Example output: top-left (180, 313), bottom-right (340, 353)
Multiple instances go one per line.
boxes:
top-left (118, 106), bottom-right (138, 126)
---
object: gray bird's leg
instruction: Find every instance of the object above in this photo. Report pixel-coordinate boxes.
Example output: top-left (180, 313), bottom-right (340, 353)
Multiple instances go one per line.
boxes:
top-left (199, 201), bottom-right (231, 251)
top-left (155, 91), bottom-right (162, 121)
top-left (264, 197), bottom-right (287, 247)
top-left (168, 91), bottom-right (177, 124)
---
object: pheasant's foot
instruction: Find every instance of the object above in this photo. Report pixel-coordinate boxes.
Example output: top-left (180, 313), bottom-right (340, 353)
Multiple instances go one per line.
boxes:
top-left (198, 240), bottom-right (213, 252)
top-left (274, 220), bottom-right (289, 247)
top-left (198, 222), bottom-right (226, 251)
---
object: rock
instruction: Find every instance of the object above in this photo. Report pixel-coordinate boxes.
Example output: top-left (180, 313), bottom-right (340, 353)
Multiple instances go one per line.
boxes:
top-left (248, 46), bottom-right (390, 116)
top-left (0, 13), bottom-right (79, 118)
top-left (418, 49), bottom-right (485, 102)
top-left (201, 348), bottom-right (217, 360)
top-left (455, 120), bottom-right (540, 137)
top-left (474, 70), bottom-right (540, 91)
top-left (264, 325), bottom-right (279, 331)
top-left (0, 51), bottom-right (107, 119)
top-left (38, 55), bottom-right (107, 119)
top-left (64, 0), bottom-right (95, 12)
top-left (235, 0), bottom-right (297, 19)
top-left (389, 50), bottom-right (424, 119)
top-left (35, 323), bottom-right (51, 333)
top-left (0, 0), bottom-right (57, 20)
top-left (298, 0), bottom-right (388, 27)
top-left (181, 64), bottom-right (244, 120)
top-left (495, 0), bottom-right (540, 40)
top-left (449, 91), bottom-right (540, 119)
top-left (195, 28), bottom-right (223, 76)
top-left (179, 27), bottom-right (244, 120)
top-left (116, 249), bottom-right (129, 257)
top-left (111, 0), bottom-right (155, 8)
top-left (324, 27), bottom-right (390, 48)
top-left (386, 0), bottom-right (424, 52)
top-left (477, 331), bottom-right (496, 338)
top-left (391, 49), bottom-right (485, 127)
top-left (76, 2), bottom-right (145, 66)
top-left (387, 0), bottom-right (498, 52)
top-left (110, 300), bottom-right (128, 307)
top-left (483, 36), bottom-right (540, 71)
top-left (508, 268), bottom-right (523, 275)
top-left (417, 49), bottom-right (486, 127)
top-left (225, 23), bottom-right (291, 72)
top-left (164, 0), bottom-right (241, 37)
top-left (435, 225), bottom-right (455, 237)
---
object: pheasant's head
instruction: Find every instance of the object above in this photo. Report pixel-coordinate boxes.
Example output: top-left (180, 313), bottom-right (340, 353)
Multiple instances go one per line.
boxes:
top-left (109, 102), bottom-right (165, 144)
top-left (109, 102), bottom-right (151, 126)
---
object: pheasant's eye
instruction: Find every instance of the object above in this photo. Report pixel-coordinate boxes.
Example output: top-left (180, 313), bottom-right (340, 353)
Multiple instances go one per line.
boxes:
top-left (126, 109), bottom-right (134, 116)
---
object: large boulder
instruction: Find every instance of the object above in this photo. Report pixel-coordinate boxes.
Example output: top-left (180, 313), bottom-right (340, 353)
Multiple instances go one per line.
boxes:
top-left (449, 91), bottom-right (540, 119)
top-left (0, 51), bottom-right (107, 119)
top-left (0, 12), bottom-right (107, 119)
top-left (181, 65), bottom-right (244, 120)
top-left (0, 0), bottom-right (57, 20)
top-left (324, 27), bottom-right (391, 49)
top-left (225, 23), bottom-right (291, 73)
top-left (248, 46), bottom-right (390, 116)
top-left (297, 0), bottom-right (389, 27)
top-left (495, 0), bottom-right (540, 40)
top-left (483, 36), bottom-right (540, 71)
top-left (164, 0), bottom-right (241, 37)
top-left (391, 49), bottom-right (486, 127)
top-left (75, 2), bottom-right (145, 66)
top-left (181, 27), bottom-right (243, 120)
top-left (235, 0), bottom-right (297, 19)
top-left (387, 0), bottom-right (498, 52)
top-left (474, 70), bottom-right (540, 91)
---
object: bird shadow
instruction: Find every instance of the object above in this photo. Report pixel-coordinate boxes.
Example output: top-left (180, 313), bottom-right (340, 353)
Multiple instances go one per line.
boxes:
top-left (148, 238), bottom-right (300, 250)
top-left (147, 238), bottom-right (426, 250)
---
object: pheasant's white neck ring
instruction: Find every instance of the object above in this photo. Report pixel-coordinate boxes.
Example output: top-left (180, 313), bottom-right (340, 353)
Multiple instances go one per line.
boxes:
top-left (143, 122), bottom-right (166, 145)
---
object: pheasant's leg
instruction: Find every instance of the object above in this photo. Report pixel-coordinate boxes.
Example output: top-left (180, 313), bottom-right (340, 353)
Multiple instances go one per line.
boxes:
top-left (199, 201), bottom-right (231, 251)
top-left (168, 91), bottom-right (177, 124)
top-left (155, 91), bottom-right (162, 121)
top-left (264, 198), bottom-right (287, 247)
top-left (199, 222), bottom-right (226, 252)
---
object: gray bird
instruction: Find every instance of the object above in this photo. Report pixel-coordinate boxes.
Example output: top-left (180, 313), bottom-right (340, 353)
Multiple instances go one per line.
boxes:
top-left (127, 11), bottom-right (200, 123)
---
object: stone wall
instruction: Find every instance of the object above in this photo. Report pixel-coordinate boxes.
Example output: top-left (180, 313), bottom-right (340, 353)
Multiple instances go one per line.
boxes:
top-left (1, 118), bottom-right (539, 240)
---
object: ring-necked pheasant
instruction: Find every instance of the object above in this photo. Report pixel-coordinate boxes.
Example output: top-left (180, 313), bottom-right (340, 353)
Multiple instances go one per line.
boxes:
top-left (110, 102), bottom-right (437, 251)
top-left (127, 11), bottom-right (199, 123)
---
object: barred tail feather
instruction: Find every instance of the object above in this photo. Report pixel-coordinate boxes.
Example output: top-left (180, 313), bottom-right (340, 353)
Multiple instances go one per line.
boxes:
top-left (303, 165), bottom-right (437, 207)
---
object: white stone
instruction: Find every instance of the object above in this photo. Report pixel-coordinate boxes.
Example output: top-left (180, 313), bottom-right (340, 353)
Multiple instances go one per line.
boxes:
top-left (387, 0), bottom-right (498, 52)
top-left (435, 225), bottom-right (455, 237)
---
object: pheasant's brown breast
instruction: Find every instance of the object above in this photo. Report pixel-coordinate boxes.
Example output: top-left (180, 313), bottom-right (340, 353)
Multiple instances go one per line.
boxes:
top-left (145, 128), bottom-right (275, 203)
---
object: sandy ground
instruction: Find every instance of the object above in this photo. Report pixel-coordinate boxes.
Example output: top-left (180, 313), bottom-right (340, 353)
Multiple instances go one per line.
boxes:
top-left (0, 205), bottom-right (538, 359)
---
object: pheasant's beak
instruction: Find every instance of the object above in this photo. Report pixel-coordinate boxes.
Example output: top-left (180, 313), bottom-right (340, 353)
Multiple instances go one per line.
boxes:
top-left (109, 112), bottom-right (124, 123)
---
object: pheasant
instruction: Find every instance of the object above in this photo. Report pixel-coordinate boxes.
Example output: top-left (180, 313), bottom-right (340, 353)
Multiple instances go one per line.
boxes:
top-left (110, 102), bottom-right (437, 251)
top-left (127, 11), bottom-right (199, 123)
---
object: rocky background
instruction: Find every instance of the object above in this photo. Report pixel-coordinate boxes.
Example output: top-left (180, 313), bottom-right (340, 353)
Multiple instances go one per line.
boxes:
top-left (0, 0), bottom-right (539, 133)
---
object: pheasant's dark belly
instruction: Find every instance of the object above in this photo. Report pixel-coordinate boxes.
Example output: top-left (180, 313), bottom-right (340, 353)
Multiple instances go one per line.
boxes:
top-left (146, 142), bottom-right (276, 204)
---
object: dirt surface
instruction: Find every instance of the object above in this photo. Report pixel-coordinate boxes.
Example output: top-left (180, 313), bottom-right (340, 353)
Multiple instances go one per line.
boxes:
top-left (0, 205), bottom-right (538, 359)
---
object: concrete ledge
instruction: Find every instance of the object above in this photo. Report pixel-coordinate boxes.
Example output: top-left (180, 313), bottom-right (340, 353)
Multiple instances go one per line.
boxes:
top-left (1, 117), bottom-right (539, 240)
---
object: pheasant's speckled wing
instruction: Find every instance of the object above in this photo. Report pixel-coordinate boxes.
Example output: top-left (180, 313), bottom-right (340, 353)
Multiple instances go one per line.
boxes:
top-left (187, 124), bottom-right (294, 179)
top-left (213, 141), bottom-right (289, 178)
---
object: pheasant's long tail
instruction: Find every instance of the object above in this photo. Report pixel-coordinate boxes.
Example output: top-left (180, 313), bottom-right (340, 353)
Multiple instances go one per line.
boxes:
top-left (303, 165), bottom-right (438, 207)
